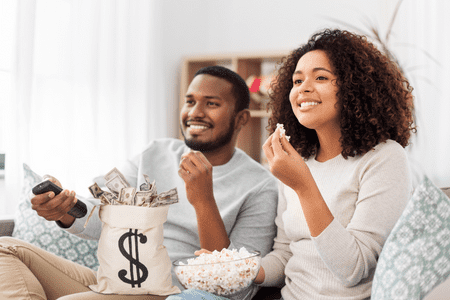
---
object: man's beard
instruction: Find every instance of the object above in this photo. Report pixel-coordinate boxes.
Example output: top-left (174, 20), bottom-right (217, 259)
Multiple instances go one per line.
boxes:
top-left (181, 120), bottom-right (235, 152)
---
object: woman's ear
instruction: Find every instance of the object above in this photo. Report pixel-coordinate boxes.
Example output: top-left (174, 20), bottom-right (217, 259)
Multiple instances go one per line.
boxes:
top-left (235, 109), bottom-right (250, 132)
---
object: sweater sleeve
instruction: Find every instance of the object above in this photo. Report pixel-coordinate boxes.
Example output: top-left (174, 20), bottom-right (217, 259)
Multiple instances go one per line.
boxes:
top-left (311, 142), bottom-right (412, 287)
top-left (259, 181), bottom-right (293, 288)
top-left (63, 195), bottom-right (102, 240)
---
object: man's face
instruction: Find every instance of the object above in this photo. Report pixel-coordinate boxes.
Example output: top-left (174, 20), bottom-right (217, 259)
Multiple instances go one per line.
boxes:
top-left (180, 74), bottom-right (237, 152)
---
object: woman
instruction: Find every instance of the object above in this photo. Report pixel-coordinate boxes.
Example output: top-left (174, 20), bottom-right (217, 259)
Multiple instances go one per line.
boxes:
top-left (254, 28), bottom-right (415, 299)
top-left (167, 28), bottom-right (415, 300)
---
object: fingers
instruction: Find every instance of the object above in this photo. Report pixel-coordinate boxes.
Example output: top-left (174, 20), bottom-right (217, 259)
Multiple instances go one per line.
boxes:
top-left (180, 154), bottom-right (197, 173)
top-left (270, 126), bottom-right (296, 156)
top-left (31, 190), bottom-right (77, 221)
top-left (43, 175), bottom-right (62, 187)
top-left (262, 133), bottom-right (275, 161)
top-left (194, 249), bottom-right (212, 256)
top-left (178, 153), bottom-right (196, 179)
top-left (185, 151), bottom-right (211, 169)
top-left (271, 127), bottom-right (284, 153)
top-left (178, 151), bottom-right (211, 178)
top-left (279, 132), bottom-right (296, 155)
top-left (31, 192), bottom-right (54, 206)
top-left (192, 151), bottom-right (211, 169)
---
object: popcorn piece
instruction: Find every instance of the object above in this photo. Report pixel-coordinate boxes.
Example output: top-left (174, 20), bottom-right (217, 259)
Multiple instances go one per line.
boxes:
top-left (276, 123), bottom-right (290, 141)
top-left (175, 247), bottom-right (260, 296)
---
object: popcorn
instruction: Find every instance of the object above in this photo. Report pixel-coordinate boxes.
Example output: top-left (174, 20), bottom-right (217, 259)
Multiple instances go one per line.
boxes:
top-left (174, 247), bottom-right (260, 296)
top-left (276, 123), bottom-right (290, 141)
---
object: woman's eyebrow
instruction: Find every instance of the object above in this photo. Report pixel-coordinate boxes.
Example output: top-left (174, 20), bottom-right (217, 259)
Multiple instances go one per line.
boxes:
top-left (293, 67), bottom-right (334, 75)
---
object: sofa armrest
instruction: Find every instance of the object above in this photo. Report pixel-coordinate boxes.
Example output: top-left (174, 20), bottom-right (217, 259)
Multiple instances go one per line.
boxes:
top-left (0, 217), bottom-right (15, 237)
top-left (441, 187), bottom-right (450, 198)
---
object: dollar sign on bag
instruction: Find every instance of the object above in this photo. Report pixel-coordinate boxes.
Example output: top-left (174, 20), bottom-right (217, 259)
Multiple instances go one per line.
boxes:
top-left (118, 229), bottom-right (149, 288)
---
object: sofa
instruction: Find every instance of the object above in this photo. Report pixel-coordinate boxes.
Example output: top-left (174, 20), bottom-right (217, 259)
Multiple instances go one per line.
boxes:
top-left (1, 164), bottom-right (450, 300)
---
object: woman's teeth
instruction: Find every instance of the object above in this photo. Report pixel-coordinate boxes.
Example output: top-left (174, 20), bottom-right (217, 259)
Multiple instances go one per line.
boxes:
top-left (301, 102), bottom-right (319, 107)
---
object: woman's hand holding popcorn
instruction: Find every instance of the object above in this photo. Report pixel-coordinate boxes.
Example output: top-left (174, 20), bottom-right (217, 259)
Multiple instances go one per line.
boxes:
top-left (263, 126), bottom-right (311, 192)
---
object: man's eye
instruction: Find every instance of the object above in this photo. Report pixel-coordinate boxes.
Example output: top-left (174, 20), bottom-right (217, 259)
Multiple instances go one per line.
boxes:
top-left (185, 99), bottom-right (194, 105)
top-left (208, 102), bottom-right (219, 106)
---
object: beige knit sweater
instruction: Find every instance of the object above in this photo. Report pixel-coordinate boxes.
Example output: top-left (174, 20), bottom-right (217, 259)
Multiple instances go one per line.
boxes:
top-left (260, 139), bottom-right (412, 299)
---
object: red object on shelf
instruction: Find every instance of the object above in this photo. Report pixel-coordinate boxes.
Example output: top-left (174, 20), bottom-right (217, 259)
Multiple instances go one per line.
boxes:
top-left (249, 78), bottom-right (262, 93)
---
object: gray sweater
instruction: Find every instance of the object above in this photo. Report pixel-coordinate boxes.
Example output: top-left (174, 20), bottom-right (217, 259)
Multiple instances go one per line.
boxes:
top-left (260, 139), bottom-right (412, 299)
top-left (65, 138), bottom-right (278, 291)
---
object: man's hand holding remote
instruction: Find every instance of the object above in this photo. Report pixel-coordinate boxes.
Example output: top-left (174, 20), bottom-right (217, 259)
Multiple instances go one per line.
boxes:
top-left (31, 177), bottom-right (79, 227)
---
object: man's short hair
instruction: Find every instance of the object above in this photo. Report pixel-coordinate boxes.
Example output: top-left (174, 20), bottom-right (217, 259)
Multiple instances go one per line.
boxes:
top-left (194, 66), bottom-right (250, 112)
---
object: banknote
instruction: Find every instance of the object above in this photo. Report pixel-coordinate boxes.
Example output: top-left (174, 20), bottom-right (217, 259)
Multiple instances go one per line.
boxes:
top-left (148, 180), bottom-right (157, 194)
top-left (91, 169), bottom-right (178, 208)
top-left (88, 183), bottom-right (104, 199)
top-left (119, 187), bottom-right (137, 205)
top-left (99, 194), bottom-right (111, 205)
top-left (105, 175), bottom-right (129, 195)
top-left (140, 175), bottom-right (157, 193)
top-left (100, 191), bottom-right (118, 205)
top-left (135, 191), bottom-right (158, 206)
top-left (140, 182), bottom-right (150, 192)
top-left (143, 174), bottom-right (151, 183)
top-left (104, 167), bottom-right (130, 187)
top-left (150, 188), bottom-right (178, 207)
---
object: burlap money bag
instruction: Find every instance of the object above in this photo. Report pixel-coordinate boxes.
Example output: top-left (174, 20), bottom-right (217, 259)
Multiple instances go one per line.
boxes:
top-left (89, 204), bottom-right (180, 295)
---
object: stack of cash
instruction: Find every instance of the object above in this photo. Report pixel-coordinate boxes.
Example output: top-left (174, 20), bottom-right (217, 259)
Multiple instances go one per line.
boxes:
top-left (88, 168), bottom-right (178, 207)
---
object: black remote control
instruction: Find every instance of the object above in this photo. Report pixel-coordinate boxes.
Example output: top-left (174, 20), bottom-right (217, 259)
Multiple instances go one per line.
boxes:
top-left (32, 180), bottom-right (87, 218)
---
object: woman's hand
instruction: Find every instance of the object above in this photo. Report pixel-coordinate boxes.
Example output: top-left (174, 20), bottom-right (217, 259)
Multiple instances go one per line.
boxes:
top-left (263, 127), bottom-right (308, 191)
top-left (263, 127), bottom-right (334, 237)
top-left (254, 266), bottom-right (266, 284)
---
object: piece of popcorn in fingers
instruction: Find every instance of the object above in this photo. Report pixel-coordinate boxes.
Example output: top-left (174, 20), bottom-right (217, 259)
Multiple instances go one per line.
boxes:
top-left (276, 123), bottom-right (290, 141)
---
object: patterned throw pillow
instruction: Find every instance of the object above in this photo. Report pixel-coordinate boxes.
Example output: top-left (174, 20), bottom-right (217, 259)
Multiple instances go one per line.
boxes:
top-left (372, 176), bottom-right (450, 300)
top-left (12, 164), bottom-right (99, 270)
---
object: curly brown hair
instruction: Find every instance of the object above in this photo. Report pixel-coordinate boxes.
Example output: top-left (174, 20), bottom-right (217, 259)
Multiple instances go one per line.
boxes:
top-left (267, 28), bottom-right (416, 159)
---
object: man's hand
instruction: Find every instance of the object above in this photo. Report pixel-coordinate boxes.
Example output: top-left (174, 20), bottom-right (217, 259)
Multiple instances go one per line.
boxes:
top-left (178, 151), bottom-right (215, 209)
top-left (178, 151), bottom-right (230, 251)
top-left (194, 249), bottom-right (212, 256)
top-left (30, 177), bottom-right (76, 227)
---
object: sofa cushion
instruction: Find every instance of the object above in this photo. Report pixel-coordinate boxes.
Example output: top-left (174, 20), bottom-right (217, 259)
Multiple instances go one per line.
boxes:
top-left (442, 187), bottom-right (450, 199)
top-left (12, 164), bottom-right (99, 270)
top-left (371, 176), bottom-right (450, 299)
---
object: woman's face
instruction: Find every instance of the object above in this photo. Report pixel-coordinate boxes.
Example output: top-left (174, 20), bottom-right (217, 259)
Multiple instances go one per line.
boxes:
top-left (289, 50), bottom-right (341, 133)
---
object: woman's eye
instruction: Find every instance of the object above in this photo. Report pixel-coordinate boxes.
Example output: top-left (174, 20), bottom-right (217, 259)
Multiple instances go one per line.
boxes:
top-left (293, 79), bottom-right (303, 85)
top-left (317, 76), bottom-right (328, 80)
top-left (185, 99), bottom-right (194, 105)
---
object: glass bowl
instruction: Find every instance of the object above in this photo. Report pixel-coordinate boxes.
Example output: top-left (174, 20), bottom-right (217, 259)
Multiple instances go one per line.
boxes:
top-left (173, 249), bottom-right (261, 299)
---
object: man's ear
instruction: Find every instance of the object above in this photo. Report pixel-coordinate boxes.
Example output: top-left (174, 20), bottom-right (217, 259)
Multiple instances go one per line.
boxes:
top-left (235, 109), bottom-right (250, 132)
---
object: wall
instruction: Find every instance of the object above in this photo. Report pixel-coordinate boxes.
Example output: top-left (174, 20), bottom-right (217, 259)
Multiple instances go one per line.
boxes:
top-left (156, 0), bottom-right (449, 188)
top-left (157, 0), bottom-right (395, 138)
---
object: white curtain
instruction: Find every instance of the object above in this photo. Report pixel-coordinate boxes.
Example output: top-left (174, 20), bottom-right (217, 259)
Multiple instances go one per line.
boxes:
top-left (1, 0), bottom-right (165, 215)
top-left (391, 0), bottom-right (450, 188)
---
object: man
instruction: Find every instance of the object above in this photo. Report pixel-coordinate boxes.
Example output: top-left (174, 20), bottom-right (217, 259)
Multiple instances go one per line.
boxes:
top-left (0, 66), bottom-right (278, 300)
